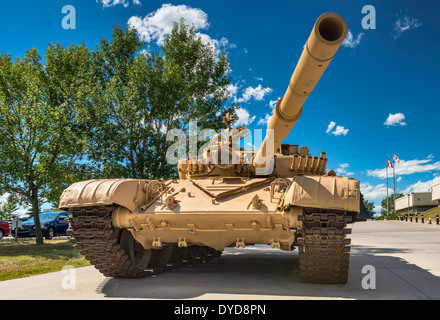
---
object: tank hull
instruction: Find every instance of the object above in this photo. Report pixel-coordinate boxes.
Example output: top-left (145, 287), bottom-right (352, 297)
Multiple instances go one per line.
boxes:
top-left (60, 175), bottom-right (359, 253)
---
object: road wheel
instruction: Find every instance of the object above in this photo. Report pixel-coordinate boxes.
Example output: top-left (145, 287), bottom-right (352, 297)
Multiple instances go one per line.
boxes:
top-left (119, 229), bottom-right (152, 271)
top-left (187, 245), bottom-right (207, 260)
top-left (0, 229), bottom-right (4, 240)
top-left (149, 246), bottom-right (173, 267)
top-left (206, 247), bottom-right (222, 258)
top-left (45, 227), bottom-right (55, 240)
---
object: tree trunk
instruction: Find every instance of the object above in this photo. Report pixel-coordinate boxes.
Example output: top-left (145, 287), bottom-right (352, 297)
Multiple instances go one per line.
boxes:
top-left (31, 187), bottom-right (44, 245)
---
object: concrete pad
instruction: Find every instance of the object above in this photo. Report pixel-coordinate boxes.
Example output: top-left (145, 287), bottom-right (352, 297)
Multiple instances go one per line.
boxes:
top-left (0, 220), bottom-right (439, 300)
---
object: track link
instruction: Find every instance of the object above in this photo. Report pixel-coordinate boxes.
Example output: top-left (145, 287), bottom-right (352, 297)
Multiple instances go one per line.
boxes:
top-left (67, 205), bottom-right (221, 278)
top-left (297, 212), bottom-right (352, 284)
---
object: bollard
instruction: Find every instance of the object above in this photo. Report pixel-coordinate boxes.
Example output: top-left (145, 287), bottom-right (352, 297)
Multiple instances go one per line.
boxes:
top-left (437, 215), bottom-right (439, 225)
top-left (422, 215), bottom-right (424, 224)
top-left (415, 216), bottom-right (418, 223)
top-left (429, 218), bottom-right (432, 225)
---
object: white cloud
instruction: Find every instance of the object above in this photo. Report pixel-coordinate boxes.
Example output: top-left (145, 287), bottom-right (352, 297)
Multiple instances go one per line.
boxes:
top-left (236, 85), bottom-right (272, 103)
top-left (127, 4), bottom-right (235, 50)
top-left (342, 30), bottom-right (364, 48)
top-left (98, 0), bottom-right (141, 8)
top-left (268, 99), bottom-right (280, 111)
top-left (0, 193), bottom-right (11, 204)
top-left (128, 4), bottom-right (208, 44)
top-left (226, 83), bottom-right (239, 98)
top-left (257, 113), bottom-right (271, 126)
top-left (0, 193), bottom-right (29, 217)
top-left (336, 163), bottom-right (349, 174)
top-left (372, 205), bottom-right (382, 214)
top-left (325, 121), bottom-right (349, 136)
top-left (246, 142), bottom-right (258, 149)
top-left (199, 35), bottom-right (236, 50)
top-left (367, 157), bottom-right (440, 179)
top-left (361, 182), bottom-right (393, 201)
top-left (384, 113), bottom-right (406, 126)
top-left (326, 121), bottom-right (336, 133)
top-left (234, 107), bottom-right (256, 126)
top-left (333, 126), bottom-right (349, 136)
top-left (10, 208), bottom-right (31, 217)
top-left (335, 163), bottom-right (354, 177)
top-left (257, 98), bottom-right (281, 126)
top-left (401, 176), bottom-right (440, 195)
top-left (392, 16), bottom-right (422, 39)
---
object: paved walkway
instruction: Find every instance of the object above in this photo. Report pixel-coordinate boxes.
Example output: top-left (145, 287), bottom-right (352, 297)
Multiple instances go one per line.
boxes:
top-left (1, 220), bottom-right (439, 300)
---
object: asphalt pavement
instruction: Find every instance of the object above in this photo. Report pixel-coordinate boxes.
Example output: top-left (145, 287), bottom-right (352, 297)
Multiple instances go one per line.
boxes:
top-left (1, 220), bottom-right (440, 300)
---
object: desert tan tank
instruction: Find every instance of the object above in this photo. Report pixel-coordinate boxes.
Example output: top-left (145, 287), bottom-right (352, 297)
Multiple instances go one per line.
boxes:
top-left (60, 12), bottom-right (361, 284)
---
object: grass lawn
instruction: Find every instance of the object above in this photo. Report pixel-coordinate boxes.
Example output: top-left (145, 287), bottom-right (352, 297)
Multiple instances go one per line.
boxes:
top-left (417, 207), bottom-right (440, 221)
top-left (0, 239), bottom-right (90, 281)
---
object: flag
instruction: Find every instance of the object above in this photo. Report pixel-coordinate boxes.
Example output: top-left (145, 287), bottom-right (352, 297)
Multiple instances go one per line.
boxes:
top-left (393, 153), bottom-right (400, 164)
top-left (386, 158), bottom-right (393, 168)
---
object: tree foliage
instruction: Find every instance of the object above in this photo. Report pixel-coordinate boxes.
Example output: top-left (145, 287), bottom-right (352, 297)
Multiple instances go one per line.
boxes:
top-left (0, 20), bottom-right (237, 244)
top-left (363, 199), bottom-right (375, 219)
top-left (0, 194), bottom-right (19, 221)
top-left (85, 20), bottom-right (236, 180)
top-left (380, 193), bottom-right (404, 217)
top-left (0, 45), bottom-right (95, 244)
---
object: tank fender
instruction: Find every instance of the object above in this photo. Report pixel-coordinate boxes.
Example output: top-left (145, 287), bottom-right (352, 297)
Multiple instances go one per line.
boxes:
top-left (284, 175), bottom-right (360, 212)
top-left (59, 179), bottom-right (149, 212)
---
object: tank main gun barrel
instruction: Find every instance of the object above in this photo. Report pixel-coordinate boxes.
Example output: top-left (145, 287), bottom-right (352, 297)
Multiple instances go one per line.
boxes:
top-left (253, 12), bottom-right (348, 170)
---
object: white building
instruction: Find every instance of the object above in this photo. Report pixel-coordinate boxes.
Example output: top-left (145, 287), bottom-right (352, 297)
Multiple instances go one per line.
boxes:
top-left (395, 191), bottom-right (437, 214)
top-left (432, 181), bottom-right (440, 204)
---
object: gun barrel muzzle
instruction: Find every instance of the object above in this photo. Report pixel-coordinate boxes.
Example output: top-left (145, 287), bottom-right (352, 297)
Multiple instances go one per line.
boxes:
top-left (253, 12), bottom-right (347, 171)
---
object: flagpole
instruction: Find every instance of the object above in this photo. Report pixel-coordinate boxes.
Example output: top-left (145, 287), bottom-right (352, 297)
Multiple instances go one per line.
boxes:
top-left (386, 158), bottom-right (389, 219)
top-left (393, 150), bottom-right (396, 206)
top-left (393, 150), bottom-right (397, 215)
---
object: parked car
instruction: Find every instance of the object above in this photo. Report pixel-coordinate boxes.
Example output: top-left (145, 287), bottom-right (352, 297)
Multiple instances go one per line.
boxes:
top-left (0, 220), bottom-right (11, 239)
top-left (13, 212), bottom-right (72, 240)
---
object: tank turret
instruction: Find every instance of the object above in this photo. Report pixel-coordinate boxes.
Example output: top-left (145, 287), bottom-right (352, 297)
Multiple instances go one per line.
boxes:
top-left (178, 12), bottom-right (347, 179)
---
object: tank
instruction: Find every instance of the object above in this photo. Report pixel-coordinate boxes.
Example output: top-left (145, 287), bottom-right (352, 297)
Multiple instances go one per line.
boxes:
top-left (60, 12), bottom-right (361, 284)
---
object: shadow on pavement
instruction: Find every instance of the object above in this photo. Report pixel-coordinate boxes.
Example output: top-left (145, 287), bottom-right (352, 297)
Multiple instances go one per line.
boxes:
top-left (97, 245), bottom-right (440, 300)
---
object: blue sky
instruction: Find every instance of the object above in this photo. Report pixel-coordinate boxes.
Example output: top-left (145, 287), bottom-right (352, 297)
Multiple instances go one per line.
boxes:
top-left (1, 0), bottom-right (439, 214)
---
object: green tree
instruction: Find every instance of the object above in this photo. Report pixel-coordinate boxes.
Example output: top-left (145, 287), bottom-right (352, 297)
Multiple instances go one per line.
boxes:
top-left (380, 193), bottom-right (404, 218)
top-left (0, 45), bottom-right (94, 245)
top-left (86, 20), bottom-right (236, 180)
top-left (363, 199), bottom-right (375, 219)
top-left (0, 194), bottom-right (19, 221)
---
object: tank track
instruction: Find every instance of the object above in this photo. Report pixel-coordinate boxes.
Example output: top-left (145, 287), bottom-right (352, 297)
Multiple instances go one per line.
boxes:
top-left (67, 205), bottom-right (221, 278)
top-left (297, 212), bottom-right (352, 284)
